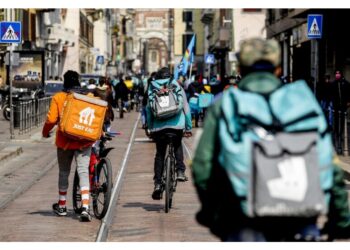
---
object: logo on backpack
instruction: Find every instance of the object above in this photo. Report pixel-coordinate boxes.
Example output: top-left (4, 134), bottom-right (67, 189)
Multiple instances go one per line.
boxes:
top-left (79, 107), bottom-right (96, 126)
top-left (150, 79), bottom-right (181, 120)
top-left (59, 92), bottom-right (107, 141)
top-left (267, 157), bottom-right (308, 202)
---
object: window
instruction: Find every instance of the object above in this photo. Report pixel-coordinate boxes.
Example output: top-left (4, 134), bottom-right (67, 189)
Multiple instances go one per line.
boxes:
top-left (151, 51), bottom-right (157, 62)
top-left (80, 12), bottom-right (94, 46)
top-left (23, 9), bottom-right (29, 41)
top-left (242, 9), bottom-right (262, 12)
top-left (183, 10), bottom-right (193, 32)
top-left (182, 34), bottom-right (196, 55)
top-left (30, 13), bottom-right (36, 41)
top-left (0, 9), bottom-right (4, 22)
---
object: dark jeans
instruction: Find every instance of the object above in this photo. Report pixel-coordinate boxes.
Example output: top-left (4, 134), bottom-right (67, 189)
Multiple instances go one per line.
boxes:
top-left (153, 129), bottom-right (185, 184)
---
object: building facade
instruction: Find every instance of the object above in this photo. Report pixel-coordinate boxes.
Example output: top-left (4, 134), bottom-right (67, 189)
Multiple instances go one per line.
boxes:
top-left (173, 9), bottom-right (205, 77)
top-left (266, 9), bottom-right (350, 88)
top-left (134, 9), bottom-right (173, 75)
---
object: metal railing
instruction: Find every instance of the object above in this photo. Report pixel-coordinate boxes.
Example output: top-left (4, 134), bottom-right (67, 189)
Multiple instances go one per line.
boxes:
top-left (13, 97), bottom-right (51, 135)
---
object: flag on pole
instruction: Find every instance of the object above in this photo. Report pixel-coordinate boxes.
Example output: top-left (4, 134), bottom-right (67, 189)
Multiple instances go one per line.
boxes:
top-left (174, 34), bottom-right (196, 80)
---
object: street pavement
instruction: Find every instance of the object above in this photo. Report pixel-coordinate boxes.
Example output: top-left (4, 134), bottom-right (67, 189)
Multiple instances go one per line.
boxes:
top-left (0, 108), bottom-right (348, 242)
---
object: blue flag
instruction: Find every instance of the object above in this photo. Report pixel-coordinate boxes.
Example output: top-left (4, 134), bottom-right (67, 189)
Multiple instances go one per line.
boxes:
top-left (174, 34), bottom-right (195, 80)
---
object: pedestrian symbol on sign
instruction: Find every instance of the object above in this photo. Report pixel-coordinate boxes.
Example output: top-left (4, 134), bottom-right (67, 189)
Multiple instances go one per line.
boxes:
top-left (307, 14), bottom-right (322, 39)
top-left (308, 18), bottom-right (321, 36)
top-left (1, 25), bottom-right (19, 41)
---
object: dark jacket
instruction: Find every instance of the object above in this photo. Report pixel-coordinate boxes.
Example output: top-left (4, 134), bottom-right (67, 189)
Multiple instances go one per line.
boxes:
top-left (188, 81), bottom-right (208, 98)
top-left (331, 78), bottom-right (350, 111)
top-left (94, 85), bottom-right (114, 122)
top-left (114, 80), bottom-right (129, 102)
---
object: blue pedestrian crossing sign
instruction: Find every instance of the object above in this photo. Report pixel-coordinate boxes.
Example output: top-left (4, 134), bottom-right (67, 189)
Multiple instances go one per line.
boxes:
top-left (205, 54), bottom-right (215, 64)
top-left (307, 15), bottom-right (323, 39)
top-left (0, 22), bottom-right (22, 43)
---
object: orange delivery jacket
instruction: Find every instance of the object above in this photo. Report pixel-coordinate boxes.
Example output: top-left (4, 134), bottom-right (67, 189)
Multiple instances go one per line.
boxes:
top-left (42, 91), bottom-right (94, 150)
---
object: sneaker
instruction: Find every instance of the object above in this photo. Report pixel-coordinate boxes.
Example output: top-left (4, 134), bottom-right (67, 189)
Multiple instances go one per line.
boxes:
top-left (80, 207), bottom-right (92, 222)
top-left (152, 184), bottom-right (163, 200)
top-left (123, 107), bottom-right (128, 113)
top-left (177, 170), bottom-right (188, 182)
top-left (52, 203), bottom-right (67, 216)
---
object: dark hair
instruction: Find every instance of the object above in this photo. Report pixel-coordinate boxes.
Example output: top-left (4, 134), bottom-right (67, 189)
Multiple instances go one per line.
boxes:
top-left (155, 67), bottom-right (171, 80)
top-left (239, 60), bottom-right (275, 77)
top-left (63, 70), bottom-right (80, 89)
top-left (195, 75), bottom-right (200, 81)
top-left (99, 76), bottom-right (106, 86)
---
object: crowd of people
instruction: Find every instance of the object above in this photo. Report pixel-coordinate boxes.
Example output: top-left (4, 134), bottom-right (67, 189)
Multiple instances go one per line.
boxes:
top-left (41, 37), bottom-right (350, 242)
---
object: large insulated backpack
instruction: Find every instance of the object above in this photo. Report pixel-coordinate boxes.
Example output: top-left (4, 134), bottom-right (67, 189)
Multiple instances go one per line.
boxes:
top-left (218, 80), bottom-right (334, 218)
top-left (59, 92), bottom-right (107, 141)
top-left (149, 78), bottom-right (181, 120)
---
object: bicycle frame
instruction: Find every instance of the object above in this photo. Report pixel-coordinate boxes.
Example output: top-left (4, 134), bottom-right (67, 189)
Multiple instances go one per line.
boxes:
top-left (162, 135), bottom-right (178, 212)
top-left (89, 136), bottom-right (114, 190)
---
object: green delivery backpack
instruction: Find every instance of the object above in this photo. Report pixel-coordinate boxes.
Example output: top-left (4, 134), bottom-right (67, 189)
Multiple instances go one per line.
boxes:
top-left (218, 80), bottom-right (334, 218)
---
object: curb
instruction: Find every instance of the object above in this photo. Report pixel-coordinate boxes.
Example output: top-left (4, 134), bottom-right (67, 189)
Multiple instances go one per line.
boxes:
top-left (0, 146), bottom-right (23, 165)
top-left (0, 157), bottom-right (57, 210)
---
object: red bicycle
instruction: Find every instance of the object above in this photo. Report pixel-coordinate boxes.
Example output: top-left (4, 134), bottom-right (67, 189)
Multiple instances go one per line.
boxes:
top-left (72, 132), bottom-right (118, 219)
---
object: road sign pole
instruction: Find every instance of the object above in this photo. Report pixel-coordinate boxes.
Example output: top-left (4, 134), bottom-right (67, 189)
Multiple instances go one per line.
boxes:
top-left (9, 44), bottom-right (14, 139)
top-left (208, 65), bottom-right (211, 82)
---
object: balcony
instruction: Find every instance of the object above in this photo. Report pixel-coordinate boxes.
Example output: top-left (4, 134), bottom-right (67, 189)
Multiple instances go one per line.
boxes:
top-left (42, 23), bottom-right (75, 46)
top-left (201, 9), bottom-right (215, 24)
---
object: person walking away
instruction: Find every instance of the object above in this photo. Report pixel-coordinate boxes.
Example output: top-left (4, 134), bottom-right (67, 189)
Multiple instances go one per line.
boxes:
top-left (188, 75), bottom-right (209, 127)
top-left (42, 70), bottom-right (95, 222)
top-left (94, 76), bottom-right (114, 132)
top-left (191, 38), bottom-right (350, 241)
top-left (317, 75), bottom-right (333, 128)
top-left (331, 70), bottom-right (350, 154)
top-left (146, 67), bottom-right (192, 200)
top-left (113, 74), bottom-right (129, 114)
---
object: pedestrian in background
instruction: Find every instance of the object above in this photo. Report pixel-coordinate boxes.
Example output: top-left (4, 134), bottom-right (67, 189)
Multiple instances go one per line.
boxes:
top-left (331, 70), bottom-right (350, 153)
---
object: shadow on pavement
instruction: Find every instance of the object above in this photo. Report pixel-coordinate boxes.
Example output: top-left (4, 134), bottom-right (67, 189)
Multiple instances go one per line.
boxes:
top-left (123, 202), bottom-right (164, 212)
top-left (28, 209), bottom-right (81, 221)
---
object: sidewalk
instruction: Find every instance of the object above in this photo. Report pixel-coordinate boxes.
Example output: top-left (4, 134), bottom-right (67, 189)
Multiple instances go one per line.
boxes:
top-left (0, 118), bottom-right (57, 210)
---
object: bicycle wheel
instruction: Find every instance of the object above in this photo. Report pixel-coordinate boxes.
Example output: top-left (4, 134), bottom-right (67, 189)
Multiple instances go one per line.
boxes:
top-left (72, 170), bottom-right (83, 214)
top-left (164, 153), bottom-right (173, 213)
top-left (3, 104), bottom-right (10, 121)
top-left (93, 158), bottom-right (113, 219)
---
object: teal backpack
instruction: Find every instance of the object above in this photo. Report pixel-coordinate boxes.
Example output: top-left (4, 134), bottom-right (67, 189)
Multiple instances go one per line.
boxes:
top-left (218, 80), bottom-right (334, 218)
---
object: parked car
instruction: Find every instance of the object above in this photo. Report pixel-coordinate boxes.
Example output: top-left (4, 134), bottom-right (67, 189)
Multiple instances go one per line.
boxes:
top-left (80, 74), bottom-right (102, 87)
top-left (44, 80), bottom-right (64, 96)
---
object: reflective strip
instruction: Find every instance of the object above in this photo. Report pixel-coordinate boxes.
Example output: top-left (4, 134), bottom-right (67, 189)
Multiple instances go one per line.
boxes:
top-left (81, 194), bottom-right (89, 200)
top-left (72, 92), bottom-right (108, 106)
top-left (59, 195), bottom-right (66, 201)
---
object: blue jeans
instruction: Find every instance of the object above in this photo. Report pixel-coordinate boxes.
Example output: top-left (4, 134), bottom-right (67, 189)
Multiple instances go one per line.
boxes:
top-left (225, 228), bottom-right (266, 242)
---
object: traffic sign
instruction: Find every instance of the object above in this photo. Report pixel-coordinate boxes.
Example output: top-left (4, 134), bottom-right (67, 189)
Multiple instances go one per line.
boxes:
top-left (0, 22), bottom-right (22, 43)
top-left (205, 54), bottom-right (215, 64)
top-left (307, 15), bottom-right (323, 39)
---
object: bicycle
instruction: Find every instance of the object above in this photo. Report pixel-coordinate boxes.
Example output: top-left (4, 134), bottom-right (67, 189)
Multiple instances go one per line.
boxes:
top-left (72, 131), bottom-right (117, 219)
top-left (161, 133), bottom-right (178, 213)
